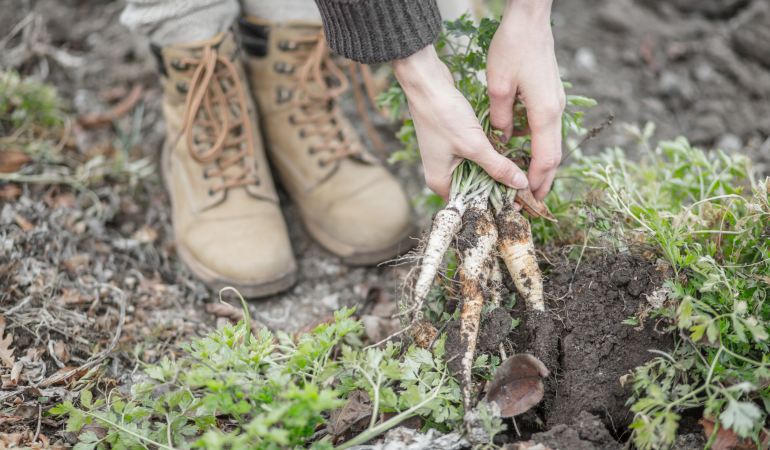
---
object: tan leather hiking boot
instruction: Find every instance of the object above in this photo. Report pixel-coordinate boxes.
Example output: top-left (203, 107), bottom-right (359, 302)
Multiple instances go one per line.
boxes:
top-left (239, 18), bottom-right (415, 265)
top-left (155, 31), bottom-right (296, 296)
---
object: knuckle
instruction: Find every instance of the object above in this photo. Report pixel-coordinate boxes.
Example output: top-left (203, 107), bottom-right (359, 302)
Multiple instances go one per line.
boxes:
top-left (531, 100), bottom-right (565, 124)
top-left (487, 162), bottom-right (514, 181)
top-left (537, 154), bottom-right (562, 171)
top-left (488, 82), bottom-right (514, 100)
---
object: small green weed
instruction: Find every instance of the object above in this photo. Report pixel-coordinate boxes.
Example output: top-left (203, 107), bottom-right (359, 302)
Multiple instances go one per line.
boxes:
top-left (51, 307), bottom-right (464, 449)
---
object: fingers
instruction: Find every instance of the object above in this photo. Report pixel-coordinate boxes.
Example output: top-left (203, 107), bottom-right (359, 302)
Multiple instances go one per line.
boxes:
top-left (464, 132), bottom-right (529, 190)
top-left (527, 104), bottom-right (564, 200)
top-left (488, 82), bottom-right (517, 139)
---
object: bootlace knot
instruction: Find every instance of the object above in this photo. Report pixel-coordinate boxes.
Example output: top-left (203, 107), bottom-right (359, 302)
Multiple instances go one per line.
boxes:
top-left (178, 43), bottom-right (260, 194)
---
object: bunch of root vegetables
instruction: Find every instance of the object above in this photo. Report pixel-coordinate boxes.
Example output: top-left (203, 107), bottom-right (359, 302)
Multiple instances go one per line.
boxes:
top-left (404, 154), bottom-right (556, 416)
top-left (379, 15), bottom-right (596, 425)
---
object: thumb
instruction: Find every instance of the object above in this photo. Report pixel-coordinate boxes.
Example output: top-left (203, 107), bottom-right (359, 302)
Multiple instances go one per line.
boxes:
top-left (466, 135), bottom-right (529, 190)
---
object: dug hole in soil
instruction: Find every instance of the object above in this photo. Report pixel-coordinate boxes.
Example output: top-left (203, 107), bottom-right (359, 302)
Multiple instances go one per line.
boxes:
top-left (444, 251), bottom-right (700, 449)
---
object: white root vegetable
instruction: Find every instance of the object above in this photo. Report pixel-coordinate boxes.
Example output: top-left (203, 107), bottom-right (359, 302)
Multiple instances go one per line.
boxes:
top-left (488, 256), bottom-right (504, 308)
top-left (410, 196), bottom-right (465, 323)
top-left (457, 198), bottom-right (498, 411)
top-left (496, 203), bottom-right (544, 311)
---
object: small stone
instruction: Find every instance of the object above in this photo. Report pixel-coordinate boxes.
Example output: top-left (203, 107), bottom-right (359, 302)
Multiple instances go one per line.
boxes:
top-left (321, 293), bottom-right (339, 309)
top-left (716, 133), bottom-right (743, 152)
top-left (574, 48), bottom-right (597, 72)
top-left (693, 62), bottom-right (717, 82)
top-left (658, 70), bottom-right (693, 100)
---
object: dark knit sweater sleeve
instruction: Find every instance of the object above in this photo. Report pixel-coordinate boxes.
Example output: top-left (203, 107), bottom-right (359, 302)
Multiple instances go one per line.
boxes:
top-left (314, 0), bottom-right (442, 64)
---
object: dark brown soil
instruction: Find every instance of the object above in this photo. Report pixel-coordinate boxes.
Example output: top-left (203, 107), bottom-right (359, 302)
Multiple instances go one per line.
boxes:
top-left (445, 250), bottom-right (672, 444)
top-left (527, 411), bottom-right (621, 450)
top-left (543, 252), bottom-right (672, 431)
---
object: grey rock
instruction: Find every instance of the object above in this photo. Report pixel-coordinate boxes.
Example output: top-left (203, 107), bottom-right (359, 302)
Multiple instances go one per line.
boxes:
top-left (575, 47), bottom-right (597, 72)
top-left (716, 133), bottom-right (743, 152)
top-left (658, 70), bottom-right (694, 100)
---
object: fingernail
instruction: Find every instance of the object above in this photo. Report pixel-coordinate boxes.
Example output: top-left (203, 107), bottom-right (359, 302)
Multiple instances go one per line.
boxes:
top-left (511, 172), bottom-right (528, 189)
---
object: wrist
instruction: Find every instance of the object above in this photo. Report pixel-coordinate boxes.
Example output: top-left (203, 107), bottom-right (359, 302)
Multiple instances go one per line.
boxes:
top-left (504, 0), bottom-right (553, 23)
top-left (393, 46), bottom-right (449, 96)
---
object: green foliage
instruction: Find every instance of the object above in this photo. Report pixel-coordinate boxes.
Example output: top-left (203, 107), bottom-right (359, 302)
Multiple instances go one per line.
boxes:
top-left (0, 70), bottom-right (66, 161)
top-left (51, 308), bottom-right (463, 449)
top-left (548, 126), bottom-right (770, 448)
top-left (0, 70), bottom-right (64, 134)
top-left (338, 336), bottom-right (462, 431)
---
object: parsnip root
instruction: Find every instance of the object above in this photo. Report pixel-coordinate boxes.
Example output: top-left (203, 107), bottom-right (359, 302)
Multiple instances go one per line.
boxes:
top-left (457, 200), bottom-right (498, 411)
top-left (409, 199), bottom-right (465, 323)
top-left (496, 204), bottom-right (544, 312)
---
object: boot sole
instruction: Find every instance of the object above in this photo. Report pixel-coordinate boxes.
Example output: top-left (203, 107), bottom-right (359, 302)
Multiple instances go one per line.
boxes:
top-left (175, 242), bottom-right (298, 298)
top-left (161, 140), bottom-right (297, 298)
top-left (304, 219), bottom-right (419, 266)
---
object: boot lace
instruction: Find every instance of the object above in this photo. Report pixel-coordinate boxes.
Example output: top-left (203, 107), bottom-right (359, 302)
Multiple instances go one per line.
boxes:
top-left (279, 31), bottom-right (363, 167)
top-left (177, 43), bottom-right (259, 194)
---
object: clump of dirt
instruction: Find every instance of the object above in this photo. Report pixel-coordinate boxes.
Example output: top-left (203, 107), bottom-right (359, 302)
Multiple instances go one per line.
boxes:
top-left (444, 307), bottom-right (510, 377)
top-left (477, 307), bottom-right (512, 353)
top-left (515, 251), bottom-right (673, 432)
top-left (455, 207), bottom-right (485, 252)
top-left (523, 411), bottom-right (621, 450)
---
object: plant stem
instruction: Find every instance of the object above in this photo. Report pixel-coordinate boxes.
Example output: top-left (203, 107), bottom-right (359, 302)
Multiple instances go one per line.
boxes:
top-left (85, 411), bottom-right (178, 450)
top-left (336, 375), bottom-right (446, 450)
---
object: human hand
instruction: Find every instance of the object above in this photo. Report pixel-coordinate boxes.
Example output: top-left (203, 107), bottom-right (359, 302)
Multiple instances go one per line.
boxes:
top-left (487, 0), bottom-right (565, 200)
top-left (393, 46), bottom-right (529, 200)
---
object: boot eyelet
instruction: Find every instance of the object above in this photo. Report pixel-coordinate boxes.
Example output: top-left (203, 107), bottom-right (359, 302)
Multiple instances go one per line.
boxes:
top-left (318, 160), bottom-right (326, 168)
top-left (176, 81), bottom-right (188, 94)
top-left (274, 62), bottom-right (295, 74)
top-left (278, 40), bottom-right (298, 51)
top-left (298, 129), bottom-right (306, 138)
top-left (170, 59), bottom-right (190, 71)
top-left (288, 114), bottom-right (296, 124)
top-left (308, 146), bottom-right (315, 155)
top-left (202, 170), bottom-right (209, 179)
top-left (276, 88), bottom-right (293, 104)
top-left (208, 188), bottom-right (215, 196)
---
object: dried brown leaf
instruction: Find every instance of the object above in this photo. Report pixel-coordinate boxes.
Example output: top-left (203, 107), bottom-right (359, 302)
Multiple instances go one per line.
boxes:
top-left (0, 414), bottom-right (23, 426)
top-left (0, 150), bottom-right (31, 173)
top-left (53, 341), bottom-right (70, 364)
top-left (328, 389), bottom-right (371, 438)
top-left (63, 253), bottom-right (90, 273)
top-left (0, 184), bottom-right (21, 201)
top-left (0, 316), bottom-right (15, 369)
top-left (12, 214), bottom-right (33, 232)
top-left (701, 418), bottom-right (769, 450)
top-left (9, 362), bottom-right (22, 386)
top-left (485, 353), bottom-right (549, 417)
top-left (57, 288), bottom-right (89, 305)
